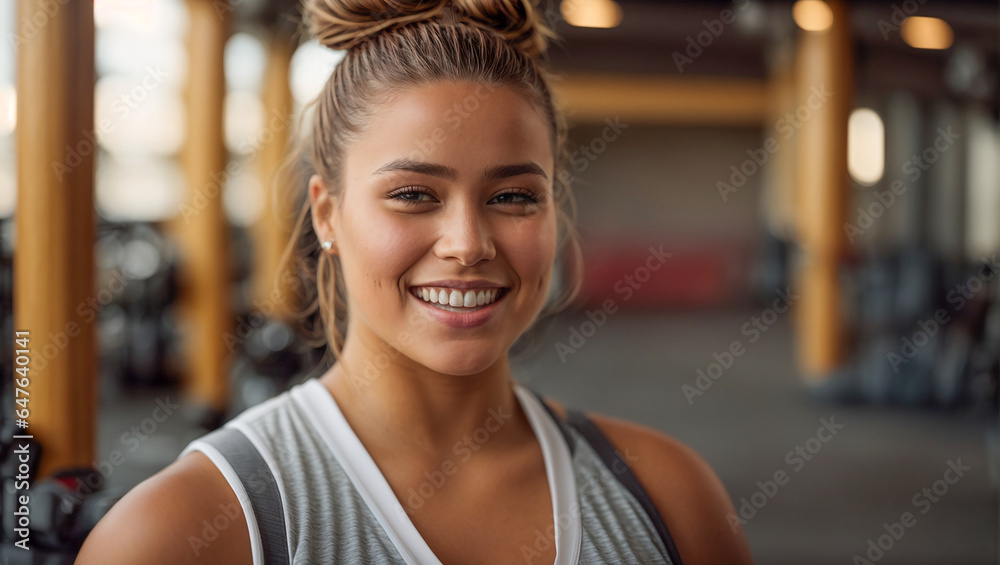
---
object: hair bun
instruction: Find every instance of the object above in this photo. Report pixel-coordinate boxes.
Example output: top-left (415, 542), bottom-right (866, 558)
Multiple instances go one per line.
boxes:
top-left (304, 0), bottom-right (449, 51)
top-left (452, 0), bottom-right (555, 58)
top-left (305, 0), bottom-right (555, 58)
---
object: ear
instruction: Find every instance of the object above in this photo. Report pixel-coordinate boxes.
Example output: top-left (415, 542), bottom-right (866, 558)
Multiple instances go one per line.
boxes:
top-left (308, 173), bottom-right (339, 253)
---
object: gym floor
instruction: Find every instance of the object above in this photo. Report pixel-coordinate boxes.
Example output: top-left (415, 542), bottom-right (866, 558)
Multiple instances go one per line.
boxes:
top-left (97, 310), bottom-right (997, 565)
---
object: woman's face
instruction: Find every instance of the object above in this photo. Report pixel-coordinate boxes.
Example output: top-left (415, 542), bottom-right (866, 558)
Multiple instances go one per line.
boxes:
top-left (310, 81), bottom-right (557, 376)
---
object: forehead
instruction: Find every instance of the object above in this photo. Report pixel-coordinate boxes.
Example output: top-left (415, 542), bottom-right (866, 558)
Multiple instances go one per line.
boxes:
top-left (345, 81), bottom-right (554, 179)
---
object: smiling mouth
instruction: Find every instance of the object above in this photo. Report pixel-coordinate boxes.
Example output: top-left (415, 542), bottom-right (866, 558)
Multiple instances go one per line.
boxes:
top-left (409, 286), bottom-right (510, 313)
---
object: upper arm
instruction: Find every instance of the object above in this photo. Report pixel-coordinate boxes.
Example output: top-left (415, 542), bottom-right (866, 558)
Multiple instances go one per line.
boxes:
top-left (74, 451), bottom-right (253, 565)
top-left (587, 413), bottom-right (754, 565)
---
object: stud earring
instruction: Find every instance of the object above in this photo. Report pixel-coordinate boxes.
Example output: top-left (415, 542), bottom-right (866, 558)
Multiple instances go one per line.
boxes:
top-left (321, 239), bottom-right (334, 251)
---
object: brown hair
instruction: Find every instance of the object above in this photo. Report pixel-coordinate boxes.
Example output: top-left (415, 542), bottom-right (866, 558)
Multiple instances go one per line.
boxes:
top-left (278, 0), bottom-right (583, 363)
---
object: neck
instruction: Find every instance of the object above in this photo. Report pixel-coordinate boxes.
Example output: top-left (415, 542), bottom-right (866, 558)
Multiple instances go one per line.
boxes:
top-left (318, 329), bottom-right (527, 458)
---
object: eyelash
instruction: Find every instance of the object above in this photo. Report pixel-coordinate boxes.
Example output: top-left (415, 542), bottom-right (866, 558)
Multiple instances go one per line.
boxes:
top-left (387, 186), bottom-right (541, 207)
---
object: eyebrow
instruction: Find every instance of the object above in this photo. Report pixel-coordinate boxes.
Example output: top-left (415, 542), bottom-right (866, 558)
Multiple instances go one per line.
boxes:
top-left (373, 159), bottom-right (548, 181)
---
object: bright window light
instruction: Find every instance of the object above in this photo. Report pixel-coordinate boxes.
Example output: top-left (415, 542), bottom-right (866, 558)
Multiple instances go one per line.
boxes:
top-left (290, 39), bottom-right (344, 107)
top-left (848, 108), bottom-right (885, 186)
top-left (0, 85), bottom-right (14, 135)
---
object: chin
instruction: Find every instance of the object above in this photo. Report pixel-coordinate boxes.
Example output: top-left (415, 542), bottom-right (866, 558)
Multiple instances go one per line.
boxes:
top-left (412, 345), bottom-right (505, 377)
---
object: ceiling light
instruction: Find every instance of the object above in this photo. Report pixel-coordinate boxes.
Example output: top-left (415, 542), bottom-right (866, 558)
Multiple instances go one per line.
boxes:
top-left (560, 0), bottom-right (622, 29)
top-left (792, 0), bottom-right (833, 33)
top-left (901, 17), bottom-right (953, 50)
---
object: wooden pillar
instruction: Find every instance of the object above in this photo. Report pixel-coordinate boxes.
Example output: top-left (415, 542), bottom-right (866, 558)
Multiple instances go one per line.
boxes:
top-left (177, 0), bottom-right (232, 415)
top-left (14, 0), bottom-right (96, 477)
top-left (252, 32), bottom-right (296, 319)
top-left (792, 0), bottom-right (853, 379)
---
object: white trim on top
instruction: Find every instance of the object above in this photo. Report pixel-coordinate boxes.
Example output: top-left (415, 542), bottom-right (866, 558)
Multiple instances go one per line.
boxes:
top-left (290, 380), bottom-right (429, 564)
top-left (178, 441), bottom-right (265, 565)
top-left (291, 378), bottom-right (582, 565)
top-left (227, 419), bottom-right (295, 560)
top-left (514, 383), bottom-right (583, 565)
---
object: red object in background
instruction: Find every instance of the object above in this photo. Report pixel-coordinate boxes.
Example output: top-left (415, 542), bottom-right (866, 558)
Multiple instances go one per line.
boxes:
top-left (572, 240), bottom-right (753, 310)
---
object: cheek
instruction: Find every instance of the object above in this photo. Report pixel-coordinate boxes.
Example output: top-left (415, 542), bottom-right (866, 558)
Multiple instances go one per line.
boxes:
top-left (341, 206), bottom-right (426, 297)
top-left (504, 214), bottom-right (558, 286)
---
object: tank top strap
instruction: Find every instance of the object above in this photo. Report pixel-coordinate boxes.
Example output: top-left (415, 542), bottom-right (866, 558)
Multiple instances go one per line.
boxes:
top-left (521, 386), bottom-right (577, 455)
top-left (195, 427), bottom-right (291, 565)
top-left (562, 409), bottom-right (685, 565)
top-left (521, 386), bottom-right (685, 565)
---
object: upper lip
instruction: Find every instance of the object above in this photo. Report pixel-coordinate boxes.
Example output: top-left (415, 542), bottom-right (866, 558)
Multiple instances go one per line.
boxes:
top-left (410, 279), bottom-right (508, 289)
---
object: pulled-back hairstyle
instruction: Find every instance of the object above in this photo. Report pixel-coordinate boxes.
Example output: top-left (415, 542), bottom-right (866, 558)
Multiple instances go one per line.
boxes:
top-left (278, 0), bottom-right (583, 363)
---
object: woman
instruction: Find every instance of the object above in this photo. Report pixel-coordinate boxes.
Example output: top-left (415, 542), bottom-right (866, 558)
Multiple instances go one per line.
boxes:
top-left (76, 1), bottom-right (753, 563)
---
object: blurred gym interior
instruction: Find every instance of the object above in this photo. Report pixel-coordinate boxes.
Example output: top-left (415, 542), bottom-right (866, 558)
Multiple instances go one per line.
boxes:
top-left (0, 0), bottom-right (998, 563)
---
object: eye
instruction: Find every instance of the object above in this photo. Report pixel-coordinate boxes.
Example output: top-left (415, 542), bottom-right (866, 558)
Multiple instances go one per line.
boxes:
top-left (386, 186), bottom-right (542, 208)
top-left (490, 189), bottom-right (540, 206)
top-left (387, 187), bottom-right (437, 206)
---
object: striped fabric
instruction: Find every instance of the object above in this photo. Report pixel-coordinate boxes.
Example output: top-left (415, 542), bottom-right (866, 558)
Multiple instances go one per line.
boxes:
top-left (179, 378), bottom-right (680, 565)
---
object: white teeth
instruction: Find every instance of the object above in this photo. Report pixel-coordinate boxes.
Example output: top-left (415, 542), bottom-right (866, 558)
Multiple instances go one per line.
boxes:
top-left (413, 286), bottom-right (504, 309)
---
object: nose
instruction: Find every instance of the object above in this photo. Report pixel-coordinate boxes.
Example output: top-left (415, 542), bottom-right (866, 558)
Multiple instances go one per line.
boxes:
top-left (433, 201), bottom-right (496, 266)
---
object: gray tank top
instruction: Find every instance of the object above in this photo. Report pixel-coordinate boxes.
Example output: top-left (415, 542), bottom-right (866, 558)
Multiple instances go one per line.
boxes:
top-left (178, 378), bottom-right (683, 565)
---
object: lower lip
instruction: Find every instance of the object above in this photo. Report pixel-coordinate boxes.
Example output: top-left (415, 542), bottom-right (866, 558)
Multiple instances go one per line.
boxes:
top-left (410, 288), bottom-right (508, 328)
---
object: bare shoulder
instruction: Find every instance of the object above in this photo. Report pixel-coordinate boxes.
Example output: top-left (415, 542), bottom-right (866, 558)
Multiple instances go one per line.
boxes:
top-left (75, 451), bottom-right (252, 565)
top-left (542, 398), bottom-right (754, 565)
